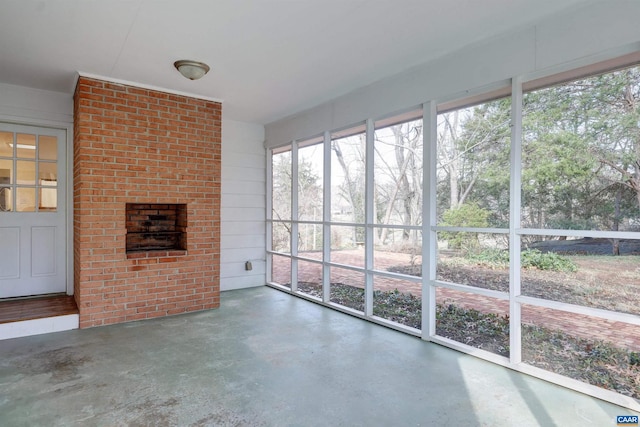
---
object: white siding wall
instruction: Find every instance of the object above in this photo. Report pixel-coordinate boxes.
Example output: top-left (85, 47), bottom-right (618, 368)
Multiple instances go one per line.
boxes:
top-left (0, 83), bottom-right (72, 125)
top-left (265, 1), bottom-right (640, 146)
top-left (220, 119), bottom-right (266, 291)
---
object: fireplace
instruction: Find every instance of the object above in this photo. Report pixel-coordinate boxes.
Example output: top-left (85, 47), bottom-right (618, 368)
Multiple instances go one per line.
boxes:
top-left (126, 203), bottom-right (187, 253)
top-left (74, 77), bottom-right (220, 328)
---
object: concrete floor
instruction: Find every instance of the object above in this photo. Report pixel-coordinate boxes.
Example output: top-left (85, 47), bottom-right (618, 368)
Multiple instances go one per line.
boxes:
top-left (0, 287), bottom-right (636, 427)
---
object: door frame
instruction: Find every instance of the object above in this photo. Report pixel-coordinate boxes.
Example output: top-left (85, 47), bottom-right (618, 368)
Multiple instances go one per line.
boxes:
top-left (0, 114), bottom-right (74, 297)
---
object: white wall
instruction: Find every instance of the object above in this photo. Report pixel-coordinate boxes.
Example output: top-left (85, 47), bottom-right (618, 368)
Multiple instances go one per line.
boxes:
top-left (0, 83), bottom-right (72, 125)
top-left (220, 118), bottom-right (266, 291)
top-left (265, 0), bottom-right (640, 146)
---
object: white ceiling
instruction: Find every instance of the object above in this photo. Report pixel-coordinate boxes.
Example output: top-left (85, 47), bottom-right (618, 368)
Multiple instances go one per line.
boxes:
top-left (0, 0), bottom-right (593, 124)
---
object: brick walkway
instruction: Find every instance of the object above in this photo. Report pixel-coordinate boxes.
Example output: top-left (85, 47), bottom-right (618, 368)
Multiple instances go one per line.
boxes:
top-left (272, 250), bottom-right (640, 351)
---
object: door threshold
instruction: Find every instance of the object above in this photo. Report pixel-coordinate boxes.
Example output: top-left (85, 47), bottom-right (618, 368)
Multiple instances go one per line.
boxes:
top-left (0, 294), bottom-right (79, 340)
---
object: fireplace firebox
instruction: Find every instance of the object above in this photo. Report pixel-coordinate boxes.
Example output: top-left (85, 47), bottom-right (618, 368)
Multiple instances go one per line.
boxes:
top-left (125, 203), bottom-right (187, 253)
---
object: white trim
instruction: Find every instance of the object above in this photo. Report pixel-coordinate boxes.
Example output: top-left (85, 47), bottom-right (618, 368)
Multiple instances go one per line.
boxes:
top-left (293, 255), bottom-right (323, 264)
top-left (291, 141), bottom-right (299, 292)
top-left (364, 118), bottom-right (375, 316)
top-left (0, 314), bottom-right (78, 340)
top-left (373, 223), bottom-right (422, 231)
top-left (423, 101), bottom-right (437, 340)
top-left (76, 72), bottom-right (224, 104)
top-left (267, 250), bottom-right (291, 257)
top-left (265, 149), bottom-right (273, 283)
top-left (325, 262), bottom-right (365, 273)
top-left (0, 115), bottom-right (71, 130)
top-left (433, 280), bottom-right (509, 301)
top-left (295, 220), bottom-right (323, 225)
top-left (518, 228), bottom-right (640, 240)
top-left (369, 315), bottom-right (421, 336)
top-left (517, 295), bottom-right (640, 326)
top-left (322, 131), bottom-right (331, 303)
top-left (328, 221), bottom-right (371, 228)
top-left (65, 125), bottom-right (74, 296)
top-left (433, 226), bottom-right (509, 234)
top-left (509, 76), bottom-right (523, 365)
top-left (370, 269), bottom-right (421, 283)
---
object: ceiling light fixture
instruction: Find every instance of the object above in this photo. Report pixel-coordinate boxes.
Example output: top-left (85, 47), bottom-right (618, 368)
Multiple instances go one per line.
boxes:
top-left (174, 60), bottom-right (210, 80)
top-left (10, 143), bottom-right (36, 150)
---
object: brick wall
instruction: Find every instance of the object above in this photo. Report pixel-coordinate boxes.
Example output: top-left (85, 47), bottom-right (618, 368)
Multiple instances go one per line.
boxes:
top-left (73, 76), bottom-right (221, 328)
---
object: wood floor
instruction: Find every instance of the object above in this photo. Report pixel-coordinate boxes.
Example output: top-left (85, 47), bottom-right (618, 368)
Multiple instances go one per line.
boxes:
top-left (0, 294), bottom-right (78, 324)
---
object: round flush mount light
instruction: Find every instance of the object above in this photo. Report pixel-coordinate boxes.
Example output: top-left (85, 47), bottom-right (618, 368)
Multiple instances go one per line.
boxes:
top-left (174, 60), bottom-right (210, 80)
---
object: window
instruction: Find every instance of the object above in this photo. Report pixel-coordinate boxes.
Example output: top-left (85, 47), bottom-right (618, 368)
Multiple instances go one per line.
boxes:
top-left (522, 66), bottom-right (640, 232)
top-left (267, 58), bottom-right (640, 409)
top-left (519, 66), bottom-right (640, 398)
top-left (437, 97), bottom-right (511, 227)
top-left (271, 146), bottom-right (292, 254)
top-left (0, 132), bottom-right (58, 212)
top-left (331, 126), bottom-right (365, 224)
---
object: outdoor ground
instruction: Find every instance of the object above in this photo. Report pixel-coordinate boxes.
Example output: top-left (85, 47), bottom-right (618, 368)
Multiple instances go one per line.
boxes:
top-left (272, 244), bottom-right (640, 401)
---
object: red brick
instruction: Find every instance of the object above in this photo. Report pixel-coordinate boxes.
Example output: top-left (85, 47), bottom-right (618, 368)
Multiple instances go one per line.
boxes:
top-left (74, 76), bottom-right (221, 328)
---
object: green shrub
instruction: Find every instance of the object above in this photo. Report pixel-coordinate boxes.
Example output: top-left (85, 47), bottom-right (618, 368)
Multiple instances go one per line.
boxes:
top-left (521, 249), bottom-right (577, 272)
top-left (466, 248), bottom-right (510, 267)
top-left (440, 204), bottom-right (490, 250)
top-left (466, 248), bottom-right (577, 272)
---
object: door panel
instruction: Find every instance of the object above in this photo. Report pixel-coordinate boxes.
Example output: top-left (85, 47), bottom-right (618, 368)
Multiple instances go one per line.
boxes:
top-left (32, 226), bottom-right (56, 276)
top-left (0, 227), bottom-right (20, 279)
top-left (0, 123), bottom-right (66, 298)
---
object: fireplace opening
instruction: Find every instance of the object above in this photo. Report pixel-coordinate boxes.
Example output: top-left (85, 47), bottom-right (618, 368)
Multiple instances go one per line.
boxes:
top-left (126, 203), bottom-right (187, 253)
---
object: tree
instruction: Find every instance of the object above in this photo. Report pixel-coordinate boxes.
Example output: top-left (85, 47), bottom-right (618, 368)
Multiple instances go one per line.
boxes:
top-left (331, 134), bottom-right (366, 244)
top-left (272, 150), bottom-right (292, 251)
top-left (522, 65), bottom-right (640, 239)
top-left (374, 120), bottom-right (423, 244)
top-left (297, 149), bottom-right (323, 251)
top-left (437, 98), bottom-right (511, 227)
top-left (332, 135), bottom-right (366, 226)
top-left (272, 149), bottom-right (323, 252)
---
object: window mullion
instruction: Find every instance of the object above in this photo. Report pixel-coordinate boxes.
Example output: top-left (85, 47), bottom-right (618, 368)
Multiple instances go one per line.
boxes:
top-left (422, 101), bottom-right (437, 339)
top-left (364, 119), bottom-right (375, 317)
top-left (291, 141), bottom-right (299, 292)
top-left (322, 131), bottom-right (331, 302)
top-left (266, 149), bottom-right (274, 282)
top-left (509, 77), bottom-right (523, 365)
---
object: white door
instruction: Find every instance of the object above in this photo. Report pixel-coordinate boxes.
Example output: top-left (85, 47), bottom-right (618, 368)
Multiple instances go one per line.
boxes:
top-left (0, 123), bottom-right (67, 298)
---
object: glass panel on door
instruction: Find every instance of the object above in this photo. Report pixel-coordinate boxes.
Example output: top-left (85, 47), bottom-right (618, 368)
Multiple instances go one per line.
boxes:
top-left (0, 132), bottom-right (12, 157)
top-left (0, 131), bottom-right (58, 213)
top-left (16, 133), bottom-right (36, 159)
top-left (39, 135), bottom-right (57, 161)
